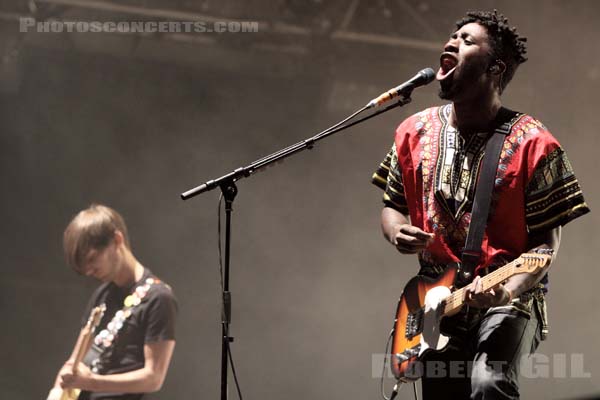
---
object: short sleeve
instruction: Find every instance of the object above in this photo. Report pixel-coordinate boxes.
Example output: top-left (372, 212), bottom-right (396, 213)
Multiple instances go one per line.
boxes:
top-left (525, 146), bottom-right (590, 234)
top-left (143, 284), bottom-right (178, 343)
top-left (371, 144), bottom-right (409, 214)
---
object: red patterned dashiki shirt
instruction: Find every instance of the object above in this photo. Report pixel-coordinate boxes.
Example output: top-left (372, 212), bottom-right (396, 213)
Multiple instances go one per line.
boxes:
top-left (372, 104), bottom-right (589, 279)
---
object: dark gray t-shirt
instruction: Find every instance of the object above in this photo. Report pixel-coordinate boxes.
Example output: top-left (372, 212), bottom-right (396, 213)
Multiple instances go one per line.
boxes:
top-left (79, 268), bottom-right (177, 400)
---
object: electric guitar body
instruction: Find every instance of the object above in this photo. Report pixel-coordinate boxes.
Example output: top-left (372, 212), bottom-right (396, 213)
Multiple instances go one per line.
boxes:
top-left (390, 252), bottom-right (552, 381)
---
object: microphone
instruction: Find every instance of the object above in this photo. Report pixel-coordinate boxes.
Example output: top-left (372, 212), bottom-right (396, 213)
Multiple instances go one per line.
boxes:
top-left (367, 68), bottom-right (435, 108)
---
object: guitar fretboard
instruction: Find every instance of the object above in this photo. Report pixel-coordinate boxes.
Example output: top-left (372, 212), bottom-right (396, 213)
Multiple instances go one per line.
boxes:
top-left (441, 260), bottom-right (520, 315)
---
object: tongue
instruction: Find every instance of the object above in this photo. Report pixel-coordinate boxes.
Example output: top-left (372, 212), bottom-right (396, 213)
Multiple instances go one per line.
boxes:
top-left (436, 65), bottom-right (456, 81)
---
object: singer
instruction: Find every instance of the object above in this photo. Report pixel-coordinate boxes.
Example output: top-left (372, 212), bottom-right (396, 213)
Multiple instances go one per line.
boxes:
top-left (372, 10), bottom-right (589, 399)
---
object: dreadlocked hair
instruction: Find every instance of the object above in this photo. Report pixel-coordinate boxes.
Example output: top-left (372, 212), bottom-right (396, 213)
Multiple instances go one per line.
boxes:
top-left (456, 10), bottom-right (528, 92)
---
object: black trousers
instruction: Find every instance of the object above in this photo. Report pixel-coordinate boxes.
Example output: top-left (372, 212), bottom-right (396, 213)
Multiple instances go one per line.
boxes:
top-left (420, 301), bottom-right (543, 400)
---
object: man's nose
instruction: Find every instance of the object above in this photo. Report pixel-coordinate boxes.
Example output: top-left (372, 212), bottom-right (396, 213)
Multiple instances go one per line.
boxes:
top-left (444, 39), bottom-right (459, 53)
top-left (84, 267), bottom-right (95, 277)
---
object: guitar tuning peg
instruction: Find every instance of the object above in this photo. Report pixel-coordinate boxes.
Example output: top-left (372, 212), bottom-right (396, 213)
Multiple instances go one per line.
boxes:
top-left (534, 248), bottom-right (554, 255)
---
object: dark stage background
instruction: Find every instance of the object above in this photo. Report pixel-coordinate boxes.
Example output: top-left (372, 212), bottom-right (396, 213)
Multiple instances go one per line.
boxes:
top-left (0, 1), bottom-right (598, 399)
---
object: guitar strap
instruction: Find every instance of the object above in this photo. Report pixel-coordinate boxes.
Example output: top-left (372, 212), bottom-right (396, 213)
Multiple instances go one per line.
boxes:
top-left (83, 277), bottom-right (161, 373)
top-left (456, 107), bottom-right (519, 287)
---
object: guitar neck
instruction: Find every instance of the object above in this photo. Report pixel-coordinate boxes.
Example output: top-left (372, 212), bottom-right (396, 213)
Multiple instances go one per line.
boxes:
top-left (442, 259), bottom-right (520, 316)
top-left (70, 305), bottom-right (105, 373)
top-left (71, 325), bottom-right (94, 373)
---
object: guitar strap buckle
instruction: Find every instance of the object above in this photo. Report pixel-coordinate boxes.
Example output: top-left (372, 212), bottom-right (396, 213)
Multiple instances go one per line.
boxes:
top-left (455, 269), bottom-right (472, 288)
top-left (455, 251), bottom-right (479, 287)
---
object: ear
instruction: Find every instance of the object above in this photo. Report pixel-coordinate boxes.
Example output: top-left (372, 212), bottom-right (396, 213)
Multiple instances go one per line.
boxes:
top-left (489, 60), bottom-right (506, 75)
top-left (113, 230), bottom-right (125, 247)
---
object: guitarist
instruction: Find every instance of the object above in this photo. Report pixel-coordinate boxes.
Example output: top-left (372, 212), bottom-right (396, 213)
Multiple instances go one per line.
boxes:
top-left (47, 204), bottom-right (178, 400)
top-left (372, 10), bottom-right (589, 399)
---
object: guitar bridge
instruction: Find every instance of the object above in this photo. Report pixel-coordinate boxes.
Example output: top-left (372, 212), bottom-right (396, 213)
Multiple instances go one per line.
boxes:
top-left (405, 308), bottom-right (424, 339)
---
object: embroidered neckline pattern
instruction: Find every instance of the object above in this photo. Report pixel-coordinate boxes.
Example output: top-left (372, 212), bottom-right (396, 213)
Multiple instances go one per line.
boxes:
top-left (435, 104), bottom-right (489, 221)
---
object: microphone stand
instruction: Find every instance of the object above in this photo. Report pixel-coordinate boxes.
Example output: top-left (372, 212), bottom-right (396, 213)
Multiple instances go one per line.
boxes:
top-left (181, 94), bottom-right (414, 400)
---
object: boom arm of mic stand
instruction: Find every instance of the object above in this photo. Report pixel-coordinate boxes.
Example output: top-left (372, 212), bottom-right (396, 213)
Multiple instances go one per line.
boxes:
top-left (180, 93), bottom-right (414, 400)
top-left (180, 95), bottom-right (412, 200)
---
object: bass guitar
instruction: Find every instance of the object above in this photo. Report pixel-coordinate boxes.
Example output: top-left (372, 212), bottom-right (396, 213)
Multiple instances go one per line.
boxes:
top-left (51, 304), bottom-right (106, 400)
top-left (390, 251), bottom-right (552, 381)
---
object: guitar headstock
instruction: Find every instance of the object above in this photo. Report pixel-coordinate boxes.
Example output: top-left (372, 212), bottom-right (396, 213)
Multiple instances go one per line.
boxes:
top-left (85, 303), bottom-right (106, 331)
top-left (515, 251), bottom-right (553, 274)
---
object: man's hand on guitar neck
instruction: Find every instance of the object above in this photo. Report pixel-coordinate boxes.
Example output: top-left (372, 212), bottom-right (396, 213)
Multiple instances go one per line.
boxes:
top-left (464, 275), bottom-right (512, 308)
top-left (59, 360), bottom-right (93, 390)
top-left (464, 227), bottom-right (561, 309)
top-left (45, 360), bottom-right (91, 400)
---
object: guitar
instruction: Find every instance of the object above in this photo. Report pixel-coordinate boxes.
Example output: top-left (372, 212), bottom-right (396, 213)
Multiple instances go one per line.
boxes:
top-left (51, 304), bottom-right (106, 400)
top-left (390, 251), bottom-right (552, 381)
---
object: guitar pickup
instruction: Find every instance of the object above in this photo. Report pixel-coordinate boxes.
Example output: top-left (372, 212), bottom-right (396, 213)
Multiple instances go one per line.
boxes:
top-left (405, 308), bottom-right (424, 339)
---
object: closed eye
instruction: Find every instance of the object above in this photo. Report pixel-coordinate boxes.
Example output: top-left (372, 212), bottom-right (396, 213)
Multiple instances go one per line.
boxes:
top-left (460, 33), bottom-right (475, 45)
top-left (449, 32), bottom-right (474, 45)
